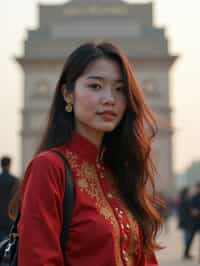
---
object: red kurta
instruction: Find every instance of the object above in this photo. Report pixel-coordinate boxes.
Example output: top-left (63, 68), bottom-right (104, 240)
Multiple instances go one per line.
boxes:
top-left (18, 133), bottom-right (158, 266)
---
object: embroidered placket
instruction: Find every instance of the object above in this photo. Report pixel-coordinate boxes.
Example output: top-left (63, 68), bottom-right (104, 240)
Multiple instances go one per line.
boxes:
top-left (65, 149), bottom-right (140, 266)
top-left (96, 162), bottom-right (136, 266)
top-left (66, 151), bottom-right (124, 266)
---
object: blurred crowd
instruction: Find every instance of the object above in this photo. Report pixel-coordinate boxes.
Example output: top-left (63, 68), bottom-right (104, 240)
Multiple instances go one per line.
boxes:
top-left (176, 183), bottom-right (200, 260)
top-left (158, 182), bottom-right (200, 261)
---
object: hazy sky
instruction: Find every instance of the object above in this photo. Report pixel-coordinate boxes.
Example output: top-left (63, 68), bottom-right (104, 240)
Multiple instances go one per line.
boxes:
top-left (0, 0), bottom-right (200, 176)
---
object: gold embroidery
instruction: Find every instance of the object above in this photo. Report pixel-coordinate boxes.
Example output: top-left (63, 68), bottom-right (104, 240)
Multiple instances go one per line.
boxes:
top-left (78, 178), bottom-right (88, 190)
top-left (106, 170), bottom-right (140, 266)
top-left (66, 151), bottom-right (119, 225)
top-left (65, 149), bottom-right (139, 266)
top-left (126, 212), bottom-right (140, 266)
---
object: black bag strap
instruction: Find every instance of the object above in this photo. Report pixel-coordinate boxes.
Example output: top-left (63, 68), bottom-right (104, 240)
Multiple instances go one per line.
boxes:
top-left (50, 149), bottom-right (75, 253)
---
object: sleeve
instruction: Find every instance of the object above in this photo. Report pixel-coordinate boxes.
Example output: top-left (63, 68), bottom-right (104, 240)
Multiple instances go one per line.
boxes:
top-left (18, 152), bottom-right (66, 266)
top-left (145, 252), bottom-right (159, 266)
top-left (137, 227), bottom-right (159, 266)
top-left (139, 252), bottom-right (159, 266)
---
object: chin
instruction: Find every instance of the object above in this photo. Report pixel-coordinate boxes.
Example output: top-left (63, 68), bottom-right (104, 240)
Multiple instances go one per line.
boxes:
top-left (92, 121), bottom-right (120, 133)
top-left (96, 125), bottom-right (117, 132)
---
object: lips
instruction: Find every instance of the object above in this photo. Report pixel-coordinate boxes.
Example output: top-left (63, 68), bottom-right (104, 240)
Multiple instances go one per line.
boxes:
top-left (97, 110), bottom-right (117, 121)
top-left (97, 110), bottom-right (117, 116)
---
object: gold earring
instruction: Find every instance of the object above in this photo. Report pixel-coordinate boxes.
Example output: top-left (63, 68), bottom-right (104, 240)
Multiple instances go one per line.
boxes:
top-left (65, 94), bottom-right (73, 112)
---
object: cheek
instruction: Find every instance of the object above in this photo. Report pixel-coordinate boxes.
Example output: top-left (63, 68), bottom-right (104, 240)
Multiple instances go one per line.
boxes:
top-left (74, 90), bottom-right (98, 118)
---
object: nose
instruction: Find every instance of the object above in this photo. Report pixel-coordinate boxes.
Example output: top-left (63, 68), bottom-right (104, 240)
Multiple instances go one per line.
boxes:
top-left (101, 88), bottom-right (115, 105)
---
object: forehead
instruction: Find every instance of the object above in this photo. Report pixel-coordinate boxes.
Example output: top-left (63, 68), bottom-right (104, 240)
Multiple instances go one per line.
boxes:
top-left (82, 58), bottom-right (122, 81)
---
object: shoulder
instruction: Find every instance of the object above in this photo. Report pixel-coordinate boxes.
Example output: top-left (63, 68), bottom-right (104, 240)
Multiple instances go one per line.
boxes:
top-left (28, 147), bottom-right (66, 171)
top-left (22, 149), bottom-right (67, 194)
top-left (8, 173), bottom-right (19, 184)
top-left (0, 172), bottom-right (18, 185)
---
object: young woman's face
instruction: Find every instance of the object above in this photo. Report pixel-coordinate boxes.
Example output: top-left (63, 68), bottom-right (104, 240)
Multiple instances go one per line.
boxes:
top-left (73, 58), bottom-right (127, 139)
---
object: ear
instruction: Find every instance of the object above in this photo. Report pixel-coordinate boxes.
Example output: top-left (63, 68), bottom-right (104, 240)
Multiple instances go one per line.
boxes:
top-left (62, 85), bottom-right (73, 103)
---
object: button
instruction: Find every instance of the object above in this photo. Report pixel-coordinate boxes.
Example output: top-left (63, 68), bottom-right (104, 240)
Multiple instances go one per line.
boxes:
top-left (123, 256), bottom-right (129, 262)
top-left (96, 163), bottom-right (101, 169)
top-left (122, 250), bottom-right (127, 255)
top-left (123, 233), bottom-right (128, 240)
top-left (121, 224), bottom-right (124, 230)
top-left (119, 210), bottom-right (123, 215)
top-left (126, 224), bottom-right (130, 229)
top-left (100, 174), bottom-right (104, 179)
top-left (118, 214), bottom-right (123, 219)
top-left (107, 193), bottom-right (113, 198)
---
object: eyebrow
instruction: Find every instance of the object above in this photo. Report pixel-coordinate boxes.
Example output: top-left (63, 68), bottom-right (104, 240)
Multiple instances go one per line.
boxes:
top-left (86, 75), bottom-right (123, 83)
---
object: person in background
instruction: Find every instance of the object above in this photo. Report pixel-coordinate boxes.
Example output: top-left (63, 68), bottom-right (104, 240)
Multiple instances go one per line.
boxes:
top-left (0, 156), bottom-right (18, 241)
top-left (184, 182), bottom-right (200, 259)
top-left (10, 42), bottom-right (163, 266)
top-left (177, 186), bottom-right (193, 259)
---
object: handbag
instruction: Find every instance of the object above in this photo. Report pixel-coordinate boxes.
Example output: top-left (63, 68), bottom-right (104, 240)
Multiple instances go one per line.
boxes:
top-left (0, 150), bottom-right (75, 266)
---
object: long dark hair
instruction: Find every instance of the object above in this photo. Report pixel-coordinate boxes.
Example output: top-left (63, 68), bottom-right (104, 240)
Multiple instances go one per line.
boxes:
top-left (10, 42), bottom-right (162, 254)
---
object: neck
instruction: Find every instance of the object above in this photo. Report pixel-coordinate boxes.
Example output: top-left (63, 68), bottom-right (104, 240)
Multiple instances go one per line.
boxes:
top-left (75, 127), bottom-right (104, 149)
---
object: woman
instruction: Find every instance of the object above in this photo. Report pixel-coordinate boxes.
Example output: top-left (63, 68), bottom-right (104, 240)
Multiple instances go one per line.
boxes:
top-left (14, 42), bottom-right (162, 265)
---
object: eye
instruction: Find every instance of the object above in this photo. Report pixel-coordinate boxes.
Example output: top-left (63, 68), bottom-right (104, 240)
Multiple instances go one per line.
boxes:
top-left (115, 86), bottom-right (125, 94)
top-left (89, 84), bottom-right (102, 90)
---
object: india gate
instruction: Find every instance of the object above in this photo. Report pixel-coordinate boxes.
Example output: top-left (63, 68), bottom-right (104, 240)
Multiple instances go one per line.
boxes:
top-left (17, 0), bottom-right (177, 194)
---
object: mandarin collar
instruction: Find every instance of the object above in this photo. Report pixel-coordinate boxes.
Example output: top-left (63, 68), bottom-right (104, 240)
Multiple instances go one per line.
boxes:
top-left (66, 132), bottom-right (105, 164)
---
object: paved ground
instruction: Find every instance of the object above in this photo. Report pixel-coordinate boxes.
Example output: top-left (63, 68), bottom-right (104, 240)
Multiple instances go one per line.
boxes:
top-left (156, 216), bottom-right (199, 265)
